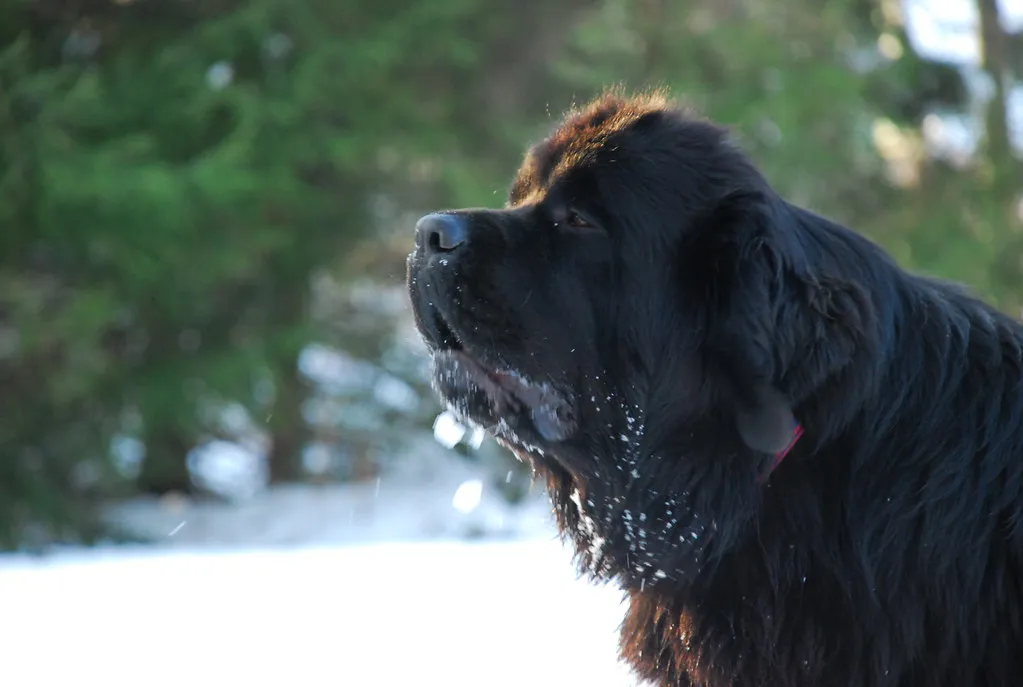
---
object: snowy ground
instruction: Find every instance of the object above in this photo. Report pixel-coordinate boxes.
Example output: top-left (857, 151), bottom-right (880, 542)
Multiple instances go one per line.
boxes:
top-left (101, 433), bottom-right (558, 547)
top-left (0, 540), bottom-right (640, 687)
top-left (0, 448), bottom-right (642, 687)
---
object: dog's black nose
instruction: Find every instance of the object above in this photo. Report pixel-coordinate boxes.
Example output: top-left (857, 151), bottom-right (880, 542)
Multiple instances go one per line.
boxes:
top-left (416, 213), bottom-right (467, 253)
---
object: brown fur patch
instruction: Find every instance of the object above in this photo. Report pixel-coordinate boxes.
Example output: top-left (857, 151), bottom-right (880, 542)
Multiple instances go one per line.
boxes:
top-left (508, 87), bottom-right (673, 207)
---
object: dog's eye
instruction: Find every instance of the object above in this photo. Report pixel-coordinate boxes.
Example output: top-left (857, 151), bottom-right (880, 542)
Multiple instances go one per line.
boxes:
top-left (566, 209), bottom-right (594, 230)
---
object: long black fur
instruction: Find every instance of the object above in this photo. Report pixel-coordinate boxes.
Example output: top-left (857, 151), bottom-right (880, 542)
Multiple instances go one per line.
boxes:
top-left (406, 90), bottom-right (1023, 686)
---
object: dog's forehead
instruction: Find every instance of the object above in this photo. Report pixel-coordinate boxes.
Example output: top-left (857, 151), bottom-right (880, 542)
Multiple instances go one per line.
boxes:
top-left (509, 92), bottom-right (672, 207)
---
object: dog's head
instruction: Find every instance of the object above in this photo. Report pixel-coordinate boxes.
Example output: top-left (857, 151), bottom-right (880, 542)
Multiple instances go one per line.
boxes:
top-left (406, 90), bottom-right (875, 588)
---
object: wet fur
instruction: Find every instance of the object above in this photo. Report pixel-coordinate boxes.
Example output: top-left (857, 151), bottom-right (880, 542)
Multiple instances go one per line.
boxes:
top-left (407, 91), bottom-right (1023, 686)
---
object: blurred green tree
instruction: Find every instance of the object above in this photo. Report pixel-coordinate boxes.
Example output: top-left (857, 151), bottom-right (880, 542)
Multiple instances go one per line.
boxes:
top-left (856, 0), bottom-right (1023, 313)
top-left (0, 0), bottom-right (596, 547)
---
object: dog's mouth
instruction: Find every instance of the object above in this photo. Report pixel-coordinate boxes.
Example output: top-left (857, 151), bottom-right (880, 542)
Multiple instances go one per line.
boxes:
top-left (428, 313), bottom-right (577, 444)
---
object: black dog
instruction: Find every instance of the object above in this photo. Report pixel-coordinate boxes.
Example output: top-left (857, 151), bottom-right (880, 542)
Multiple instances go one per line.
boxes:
top-left (405, 90), bottom-right (1023, 686)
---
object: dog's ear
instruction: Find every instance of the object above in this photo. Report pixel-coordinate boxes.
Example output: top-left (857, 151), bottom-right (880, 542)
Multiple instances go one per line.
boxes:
top-left (684, 189), bottom-right (875, 455)
top-left (718, 332), bottom-right (799, 456)
top-left (681, 189), bottom-right (798, 454)
top-left (735, 383), bottom-right (798, 454)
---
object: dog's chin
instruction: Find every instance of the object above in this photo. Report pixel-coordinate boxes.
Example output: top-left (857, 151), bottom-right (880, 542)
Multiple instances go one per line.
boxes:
top-left (431, 349), bottom-right (714, 592)
top-left (552, 477), bottom-right (718, 594)
top-left (430, 349), bottom-right (577, 449)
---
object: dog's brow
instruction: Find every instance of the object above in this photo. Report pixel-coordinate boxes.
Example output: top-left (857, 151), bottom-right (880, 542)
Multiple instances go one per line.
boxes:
top-left (510, 189), bottom-right (545, 208)
top-left (509, 148), bottom-right (545, 206)
top-left (545, 93), bottom-right (670, 185)
top-left (510, 91), bottom-right (672, 206)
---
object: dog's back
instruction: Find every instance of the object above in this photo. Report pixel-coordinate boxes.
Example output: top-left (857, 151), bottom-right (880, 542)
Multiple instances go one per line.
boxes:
top-left (623, 199), bottom-right (1023, 687)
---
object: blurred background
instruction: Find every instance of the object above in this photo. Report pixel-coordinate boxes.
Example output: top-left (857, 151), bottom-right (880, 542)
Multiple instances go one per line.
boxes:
top-left (0, 0), bottom-right (1021, 684)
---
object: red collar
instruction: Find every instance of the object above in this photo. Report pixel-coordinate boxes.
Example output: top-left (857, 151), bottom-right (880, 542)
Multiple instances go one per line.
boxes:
top-left (757, 423), bottom-right (804, 484)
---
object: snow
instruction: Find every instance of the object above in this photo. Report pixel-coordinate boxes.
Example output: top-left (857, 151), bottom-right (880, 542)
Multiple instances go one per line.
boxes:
top-left (452, 478), bottom-right (485, 514)
top-left (102, 434), bottom-right (556, 546)
top-left (901, 0), bottom-right (1023, 157)
top-left (0, 445), bottom-right (643, 686)
top-left (433, 410), bottom-right (487, 450)
top-left (904, 0), bottom-right (1023, 66)
top-left (434, 409), bottom-right (470, 448)
top-left (0, 541), bottom-right (639, 687)
top-left (2, 420), bottom-right (646, 687)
